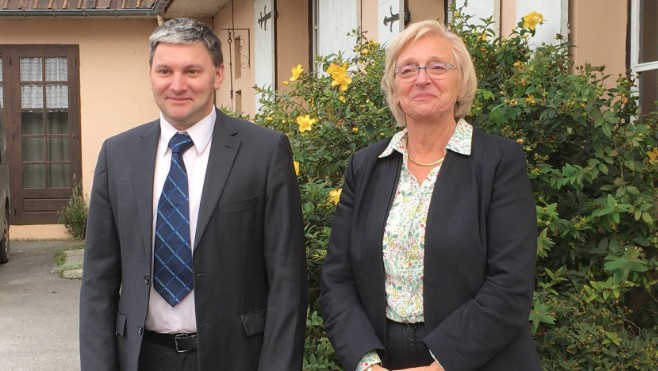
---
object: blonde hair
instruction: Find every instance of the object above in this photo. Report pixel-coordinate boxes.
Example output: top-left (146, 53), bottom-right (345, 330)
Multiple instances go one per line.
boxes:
top-left (381, 19), bottom-right (477, 126)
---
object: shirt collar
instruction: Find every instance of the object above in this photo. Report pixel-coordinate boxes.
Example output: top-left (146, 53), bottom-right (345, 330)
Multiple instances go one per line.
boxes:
top-left (379, 118), bottom-right (473, 158)
top-left (159, 109), bottom-right (216, 156)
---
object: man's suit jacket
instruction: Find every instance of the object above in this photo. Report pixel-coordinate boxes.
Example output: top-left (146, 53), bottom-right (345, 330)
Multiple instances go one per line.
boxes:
top-left (320, 127), bottom-right (542, 371)
top-left (80, 110), bottom-right (307, 371)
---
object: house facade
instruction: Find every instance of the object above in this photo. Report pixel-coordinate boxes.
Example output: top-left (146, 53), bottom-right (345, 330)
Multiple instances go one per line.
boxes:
top-left (0, 0), bottom-right (654, 239)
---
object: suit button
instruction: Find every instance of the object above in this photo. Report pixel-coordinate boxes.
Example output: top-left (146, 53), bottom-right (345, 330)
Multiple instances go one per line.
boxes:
top-left (144, 275), bottom-right (150, 285)
top-left (138, 326), bottom-right (144, 335)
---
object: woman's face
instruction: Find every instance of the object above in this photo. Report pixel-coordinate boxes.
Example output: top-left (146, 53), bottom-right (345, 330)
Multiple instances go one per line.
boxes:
top-left (393, 34), bottom-right (460, 124)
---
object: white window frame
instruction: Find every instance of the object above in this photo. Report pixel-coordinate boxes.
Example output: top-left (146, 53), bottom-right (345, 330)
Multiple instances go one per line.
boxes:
top-left (450, 0), bottom-right (501, 37)
top-left (312, 0), bottom-right (361, 65)
top-left (630, 0), bottom-right (658, 113)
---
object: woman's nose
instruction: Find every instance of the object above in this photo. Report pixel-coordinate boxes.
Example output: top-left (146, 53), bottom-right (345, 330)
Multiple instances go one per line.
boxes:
top-left (414, 67), bottom-right (431, 85)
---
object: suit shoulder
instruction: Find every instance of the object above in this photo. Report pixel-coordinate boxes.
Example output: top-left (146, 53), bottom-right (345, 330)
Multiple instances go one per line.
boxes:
top-left (218, 111), bottom-right (284, 141)
top-left (104, 120), bottom-right (159, 146)
top-left (471, 127), bottom-right (527, 171)
top-left (472, 127), bottom-right (524, 157)
top-left (351, 138), bottom-right (392, 165)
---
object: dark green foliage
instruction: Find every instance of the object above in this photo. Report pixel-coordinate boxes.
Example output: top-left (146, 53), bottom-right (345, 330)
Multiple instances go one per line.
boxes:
top-left (238, 8), bottom-right (658, 369)
top-left (58, 180), bottom-right (88, 240)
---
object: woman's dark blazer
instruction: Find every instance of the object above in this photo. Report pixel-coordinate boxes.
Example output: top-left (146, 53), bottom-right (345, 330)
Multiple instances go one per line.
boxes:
top-left (320, 127), bottom-right (542, 371)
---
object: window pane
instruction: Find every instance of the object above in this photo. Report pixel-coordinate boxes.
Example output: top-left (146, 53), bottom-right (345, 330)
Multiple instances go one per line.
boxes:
top-left (46, 84), bottom-right (68, 109)
top-left (639, 69), bottom-right (657, 117)
top-left (21, 84), bottom-right (44, 109)
top-left (639, 0), bottom-right (658, 63)
top-left (49, 164), bottom-right (71, 188)
top-left (45, 58), bottom-right (68, 81)
top-left (22, 138), bottom-right (45, 161)
top-left (48, 137), bottom-right (69, 161)
top-left (23, 164), bottom-right (45, 189)
top-left (22, 111), bottom-right (44, 134)
top-left (20, 58), bottom-right (43, 82)
top-left (47, 111), bottom-right (68, 134)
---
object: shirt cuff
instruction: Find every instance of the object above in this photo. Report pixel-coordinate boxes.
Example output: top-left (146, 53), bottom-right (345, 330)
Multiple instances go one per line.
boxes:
top-left (356, 350), bottom-right (382, 371)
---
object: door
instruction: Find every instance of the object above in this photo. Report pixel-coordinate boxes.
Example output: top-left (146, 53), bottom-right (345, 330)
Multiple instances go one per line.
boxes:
top-left (1, 45), bottom-right (81, 225)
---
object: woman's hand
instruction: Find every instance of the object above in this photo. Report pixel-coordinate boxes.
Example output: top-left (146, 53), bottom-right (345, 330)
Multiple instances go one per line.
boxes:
top-left (367, 365), bottom-right (390, 371)
top-left (393, 362), bottom-right (445, 371)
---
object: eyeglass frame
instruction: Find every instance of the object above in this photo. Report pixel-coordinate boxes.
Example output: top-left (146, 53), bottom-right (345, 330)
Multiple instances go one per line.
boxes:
top-left (394, 62), bottom-right (457, 80)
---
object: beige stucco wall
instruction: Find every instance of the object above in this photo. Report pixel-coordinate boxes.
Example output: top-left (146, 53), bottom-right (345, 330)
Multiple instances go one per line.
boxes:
top-left (570, 0), bottom-right (627, 81)
top-left (361, 0), bottom-right (379, 39)
top-left (0, 17), bottom-right (159, 239)
top-left (408, 0), bottom-right (444, 24)
top-left (276, 0), bottom-right (310, 92)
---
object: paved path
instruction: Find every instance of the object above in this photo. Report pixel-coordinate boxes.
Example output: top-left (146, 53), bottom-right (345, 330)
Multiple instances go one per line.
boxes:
top-left (0, 240), bottom-right (81, 371)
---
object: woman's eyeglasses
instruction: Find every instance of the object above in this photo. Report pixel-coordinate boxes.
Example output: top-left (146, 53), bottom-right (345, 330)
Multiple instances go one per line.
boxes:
top-left (394, 62), bottom-right (457, 80)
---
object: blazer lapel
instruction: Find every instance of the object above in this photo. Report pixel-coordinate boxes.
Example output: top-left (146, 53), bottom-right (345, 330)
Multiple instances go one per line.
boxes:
top-left (132, 121), bottom-right (160, 257)
top-left (194, 110), bottom-right (241, 248)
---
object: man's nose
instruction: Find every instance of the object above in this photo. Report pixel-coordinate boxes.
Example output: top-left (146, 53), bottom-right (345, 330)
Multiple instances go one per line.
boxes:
top-left (170, 73), bottom-right (187, 91)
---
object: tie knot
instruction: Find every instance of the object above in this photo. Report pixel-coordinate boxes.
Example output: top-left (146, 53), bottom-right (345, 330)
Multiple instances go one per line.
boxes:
top-left (169, 133), bottom-right (194, 155)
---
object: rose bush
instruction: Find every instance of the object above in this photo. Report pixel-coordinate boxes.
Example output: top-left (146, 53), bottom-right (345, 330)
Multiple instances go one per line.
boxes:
top-left (241, 7), bottom-right (658, 369)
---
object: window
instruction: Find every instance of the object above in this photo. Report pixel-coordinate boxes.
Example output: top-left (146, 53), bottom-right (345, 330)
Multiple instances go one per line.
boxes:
top-left (0, 45), bottom-right (81, 224)
top-left (631, 0), bottom-right (658, 117)
top-left (313, 0), bottom-right (359, 63)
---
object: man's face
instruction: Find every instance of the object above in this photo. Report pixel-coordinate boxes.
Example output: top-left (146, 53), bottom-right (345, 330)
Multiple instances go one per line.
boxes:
top-left (150, 42), bottom-right (224, 130)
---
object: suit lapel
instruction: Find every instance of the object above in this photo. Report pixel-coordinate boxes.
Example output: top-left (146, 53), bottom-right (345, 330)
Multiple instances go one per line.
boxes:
top-left (194, 110), bottom-right (241, 248)
top-left (132, 121), bottom-right (160, 257)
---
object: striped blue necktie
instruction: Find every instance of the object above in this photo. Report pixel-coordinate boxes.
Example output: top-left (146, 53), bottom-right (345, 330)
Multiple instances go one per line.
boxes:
top-left (153, 133), bottom-right (194, 307)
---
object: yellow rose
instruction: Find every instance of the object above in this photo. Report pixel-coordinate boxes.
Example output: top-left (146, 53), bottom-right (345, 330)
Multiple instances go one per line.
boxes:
top-left (328, 188), bottom-right (342, 205)
top-left (522, 11), bottom-right (544, 31)
top-left (326, 62), bottom-right (352, 91)
top-left (293, 161), bottom-right (300, 176)
top-left (290, 64), bottom-right (303, 81)
top-left (296, 114), bottom-right (317, 133)
top-left (647, 147), bottom-right (658, 164)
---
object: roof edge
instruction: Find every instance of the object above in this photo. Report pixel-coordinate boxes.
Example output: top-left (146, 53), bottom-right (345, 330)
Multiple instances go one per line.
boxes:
top-left (0, 9), bottom-right (157, 17)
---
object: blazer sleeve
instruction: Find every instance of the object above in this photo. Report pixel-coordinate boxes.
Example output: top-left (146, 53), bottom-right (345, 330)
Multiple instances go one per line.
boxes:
top-left (424, 141), bottom-right (538, 370)
top-left (79, 141), bottom-right (121, 371)
top-left (320, 149), bottom-right (385, 371)
top-left (258, 134), bottom-right (308, 371)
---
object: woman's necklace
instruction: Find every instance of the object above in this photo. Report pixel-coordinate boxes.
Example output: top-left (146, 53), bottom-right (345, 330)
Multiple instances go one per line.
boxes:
top-left (407, 155), bottom-right (445, 167)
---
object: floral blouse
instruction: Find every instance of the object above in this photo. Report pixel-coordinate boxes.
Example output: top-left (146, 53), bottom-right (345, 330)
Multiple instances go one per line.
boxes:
top-left (356, 119), bottom-right (473, 371)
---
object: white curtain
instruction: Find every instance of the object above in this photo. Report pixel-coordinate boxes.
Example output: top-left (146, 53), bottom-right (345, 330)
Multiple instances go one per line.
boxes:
top-left (20, 56), bottom-right (70, 188)
top-left (20, 57), bottom-right (68, 109)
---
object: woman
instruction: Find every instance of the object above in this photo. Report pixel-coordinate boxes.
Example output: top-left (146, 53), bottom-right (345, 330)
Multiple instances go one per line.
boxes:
top-left (319, 20), bottom-right (541, 371)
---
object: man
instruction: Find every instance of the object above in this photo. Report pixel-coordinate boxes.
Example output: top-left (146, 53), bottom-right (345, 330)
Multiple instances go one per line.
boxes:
top-left (79, 18), bottom-right (307, 371)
